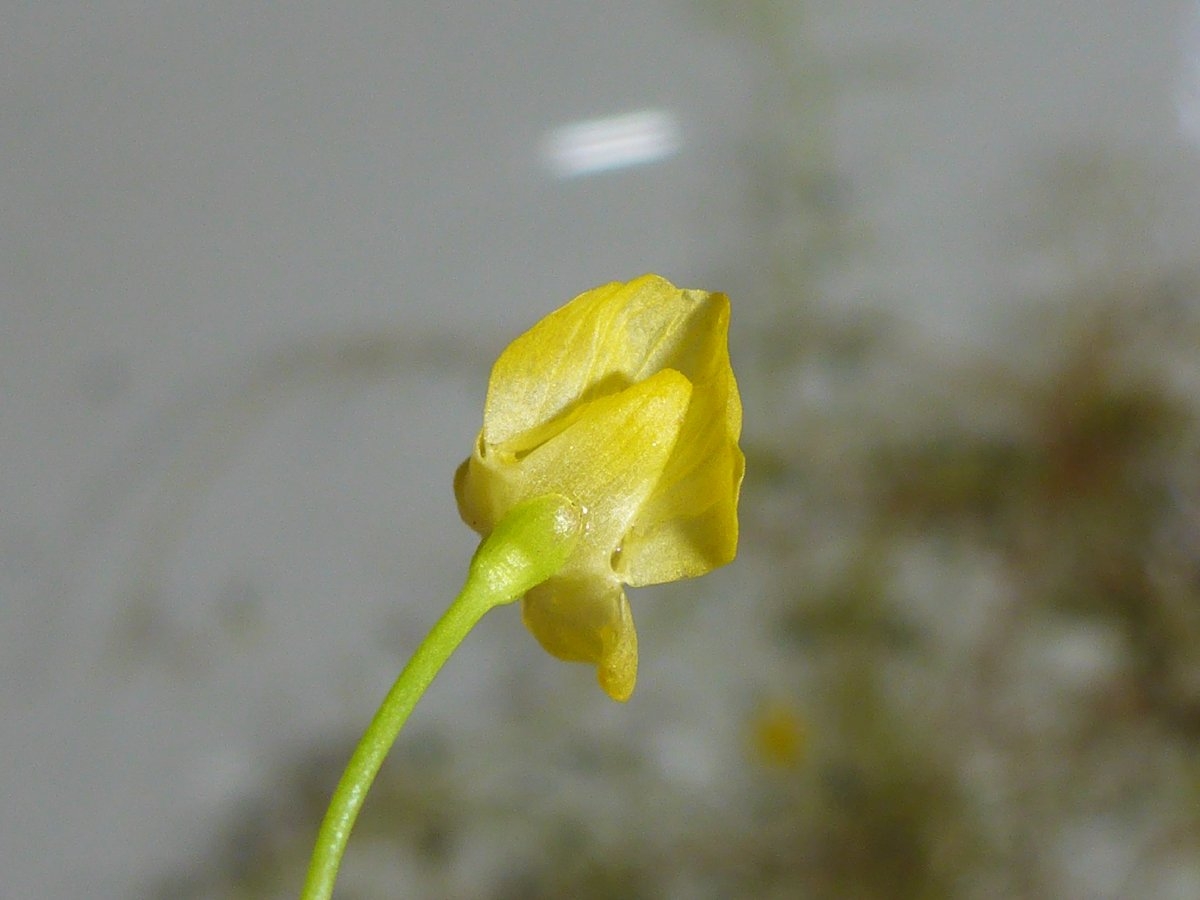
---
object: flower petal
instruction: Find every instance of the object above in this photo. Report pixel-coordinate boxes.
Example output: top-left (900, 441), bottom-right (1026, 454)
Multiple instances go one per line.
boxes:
top-left (522, 578), bottom-right (638, 701)
top-left (482, 274), bottom-right (722, 448)
top-left (461, 368), bottom-right (693, 566)
top-left (520, 368), bottom-right (692, 558)
top-left (618, 295), bottom-right (744, 585)
top-left (618, 440), bottom-right (744, 585)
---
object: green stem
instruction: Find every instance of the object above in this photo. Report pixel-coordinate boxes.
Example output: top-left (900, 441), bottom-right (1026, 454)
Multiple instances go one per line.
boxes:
top-left (300, 493), bottom-right (582, 900)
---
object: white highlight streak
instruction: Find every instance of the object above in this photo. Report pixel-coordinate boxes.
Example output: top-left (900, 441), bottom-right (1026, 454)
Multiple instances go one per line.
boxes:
top-left (540, 109), bottom-right (681, 178)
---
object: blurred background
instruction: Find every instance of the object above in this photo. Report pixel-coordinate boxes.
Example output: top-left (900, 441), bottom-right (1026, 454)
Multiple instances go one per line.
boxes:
top-left (4, 1), bottom-right (1200, 897)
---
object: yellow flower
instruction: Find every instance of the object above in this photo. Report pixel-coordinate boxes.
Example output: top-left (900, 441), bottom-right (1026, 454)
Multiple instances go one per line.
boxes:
top-left (455, 274), bottom-right (744, 701)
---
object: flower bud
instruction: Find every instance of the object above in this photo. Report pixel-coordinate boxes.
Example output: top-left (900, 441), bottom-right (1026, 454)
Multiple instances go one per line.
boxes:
top-left (455, 274), bottom-right (744, 700)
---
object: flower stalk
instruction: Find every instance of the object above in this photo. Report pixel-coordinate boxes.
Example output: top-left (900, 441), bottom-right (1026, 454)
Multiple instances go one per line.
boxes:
top-left (300, 493), bottom-right (582, 900)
